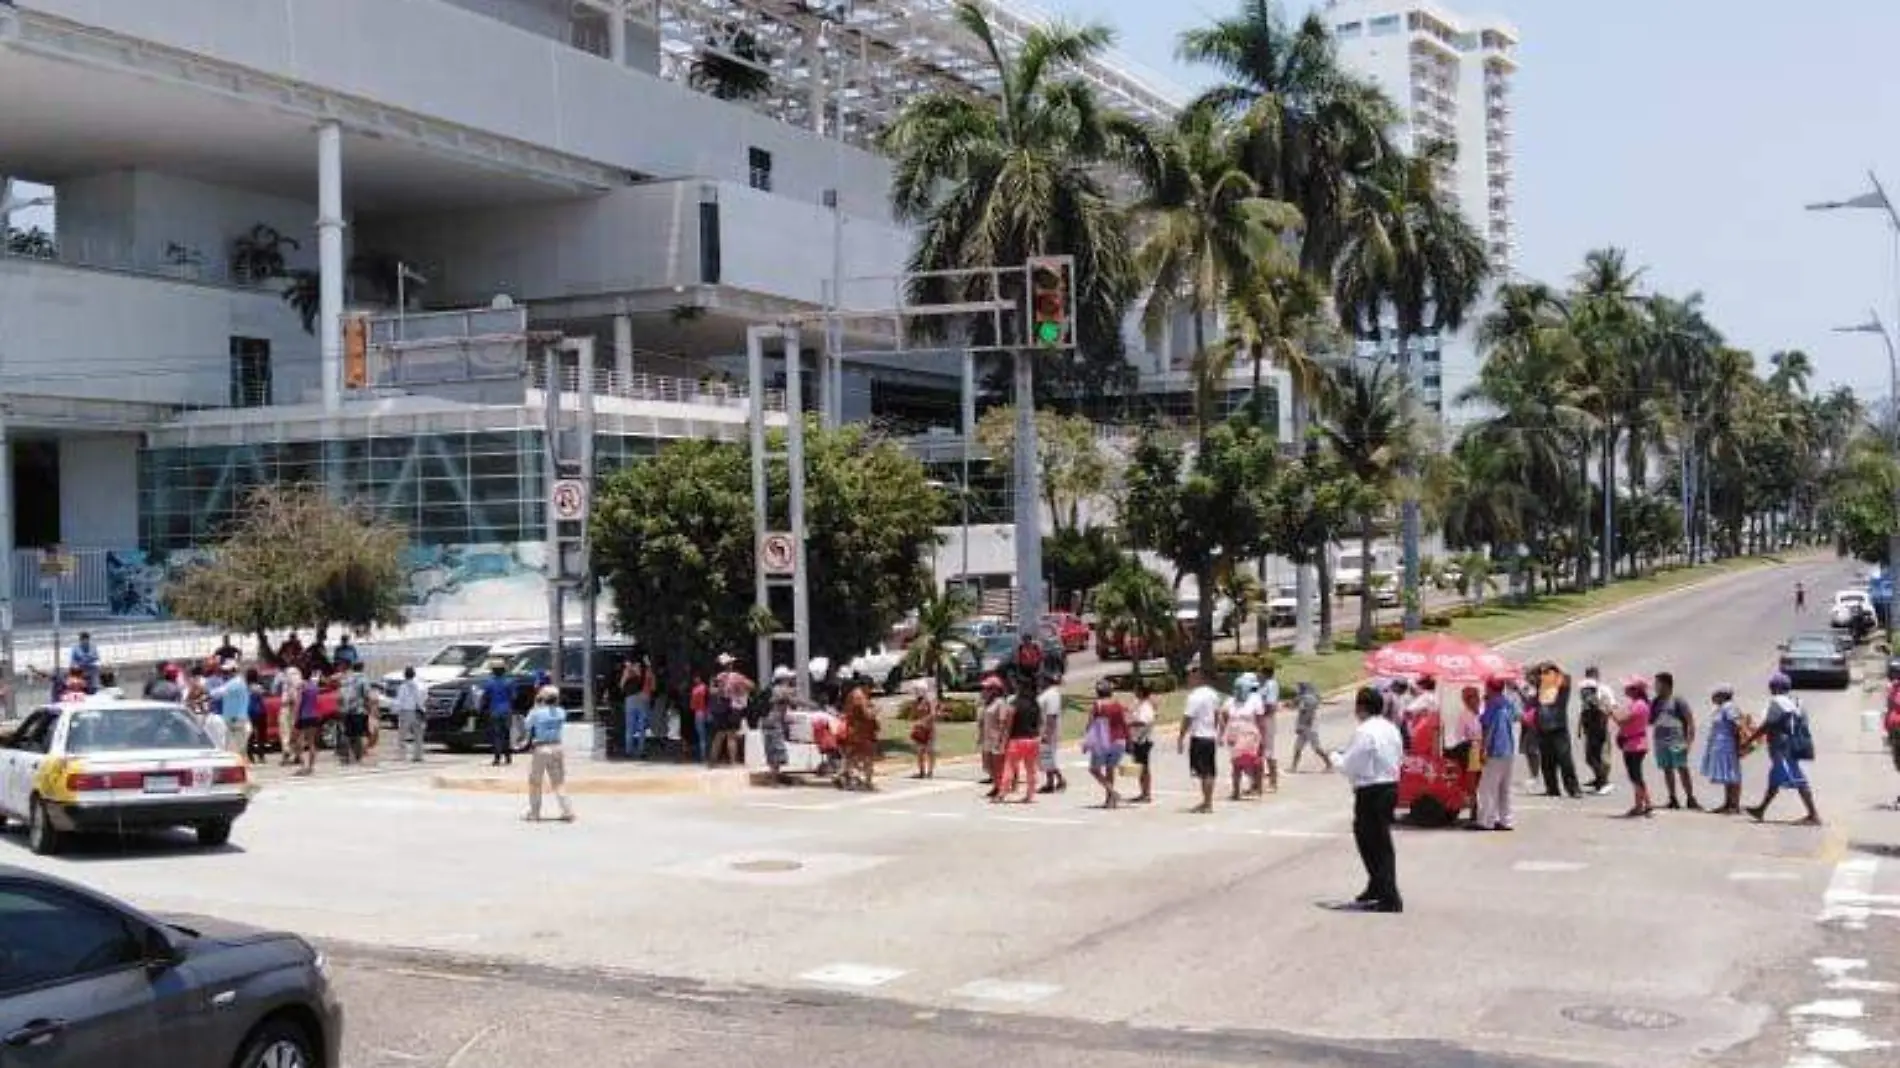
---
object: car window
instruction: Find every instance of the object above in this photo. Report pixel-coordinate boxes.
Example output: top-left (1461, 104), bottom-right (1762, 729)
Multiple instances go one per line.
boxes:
top-left (429, 644), bottom-right (490, 668)
top-left (8, 711), bottom-right (55, 753)
top-left (0, 885), bottom-right (144, 996)
top-left (65, 707), bottom-right (211, 754)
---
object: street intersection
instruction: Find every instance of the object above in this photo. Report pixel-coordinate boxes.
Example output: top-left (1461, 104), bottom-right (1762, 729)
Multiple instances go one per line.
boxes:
top-left (3, 558), bottom-right (1897, 1068)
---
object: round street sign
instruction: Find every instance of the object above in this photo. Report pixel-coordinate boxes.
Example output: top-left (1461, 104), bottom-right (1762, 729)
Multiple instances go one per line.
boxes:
top-left (760, 532), bottom-right (796, 576)
top-left (551, 479), bottom-right (589, 522)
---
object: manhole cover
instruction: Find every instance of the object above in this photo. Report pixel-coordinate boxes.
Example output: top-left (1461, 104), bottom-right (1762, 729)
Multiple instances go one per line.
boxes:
top-left (1562, 1005), bottom-right (1685, 1032)
top-left (730, 859), bottom-right (804, 873)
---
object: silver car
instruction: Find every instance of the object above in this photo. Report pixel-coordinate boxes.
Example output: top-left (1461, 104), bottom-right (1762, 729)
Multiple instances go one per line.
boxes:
top-left (0, 866), bottom-right (343, 1067)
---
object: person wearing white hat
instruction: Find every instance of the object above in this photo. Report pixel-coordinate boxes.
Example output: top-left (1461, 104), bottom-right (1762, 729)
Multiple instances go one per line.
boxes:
top-left (523, 685), bottom-right (575, 822)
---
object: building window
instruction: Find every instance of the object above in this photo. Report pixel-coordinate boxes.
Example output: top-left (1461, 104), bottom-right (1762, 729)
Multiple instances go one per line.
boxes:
top-left (698, 201), bottom-right (722, 284)
top-left (229, 337), bottom-right (271, 408)
top-left (748, 147), bottom-right (773, 192)
top-left (1336, 20), bottom-right (1360, 37)
top-left (1369, 15), bottom-right (1401, 36)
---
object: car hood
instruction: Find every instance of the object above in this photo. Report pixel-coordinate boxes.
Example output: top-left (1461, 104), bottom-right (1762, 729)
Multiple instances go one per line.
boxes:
top-left (157, 913), bottom-right (303, 951)
top-left (384, 666), bottom-right (471, 686)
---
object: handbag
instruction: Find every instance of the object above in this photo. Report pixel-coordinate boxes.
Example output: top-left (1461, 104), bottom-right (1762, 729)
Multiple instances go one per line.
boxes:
top-left (1081, 714), bottom-right (1111, 755)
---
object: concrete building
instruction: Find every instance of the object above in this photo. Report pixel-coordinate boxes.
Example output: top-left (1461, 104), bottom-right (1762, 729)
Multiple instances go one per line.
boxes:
top-left (0, 0), bottom-right (1251, 621)
top-left (1325, 0), bottom-right (1520, 418)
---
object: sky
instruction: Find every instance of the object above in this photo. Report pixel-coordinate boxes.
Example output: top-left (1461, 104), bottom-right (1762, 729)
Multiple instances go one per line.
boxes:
top-left (1047, 0), bottom-right (1900, 402)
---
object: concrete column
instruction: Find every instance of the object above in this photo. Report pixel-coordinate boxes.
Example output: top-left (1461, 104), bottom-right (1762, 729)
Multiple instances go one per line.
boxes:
top-left (608, 1), bottom-right (627, 64)
top-left (612, 312), bottom-right (634, 387)
top-left (317, 121), bottom-right (345, 413)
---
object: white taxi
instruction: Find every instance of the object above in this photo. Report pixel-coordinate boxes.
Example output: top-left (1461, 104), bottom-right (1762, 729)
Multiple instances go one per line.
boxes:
top-left (0, 697), bottom-right (249, 855)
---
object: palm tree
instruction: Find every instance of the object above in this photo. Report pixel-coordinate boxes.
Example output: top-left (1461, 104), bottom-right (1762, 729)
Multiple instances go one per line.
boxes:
top-left (1320, 359), bottom-right (1414, 647)
top-left (1768, 349), bottom-right (1815, 396)
top-left (1130, 106), bottom-right (1301, 441)
top-left (1569, 248), bottom-right (1647, 583)
top-left (1092, 560), bottom-right (1176, 681)
top-left (883, 2), bottom-right (1140, 384)
top-left (1332, 140), bottom-right (1490, 626)
top-left (903, 589), bottom-right (975, 692)
top-left (1214, 562), bottom-right (1262, 653)
top-left (1647, 293), bottom-right (1722, 562)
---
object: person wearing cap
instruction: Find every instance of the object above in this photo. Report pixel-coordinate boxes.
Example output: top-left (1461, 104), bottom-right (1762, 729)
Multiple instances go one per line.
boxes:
top-left (1609, 677), bottom-right (1654, 818)
top-left (478, 659), bottom-right (518, 767)
top-left (1575, 666), bottom-right (1616, 795)
top-left (1473, 676), bottom-right (1518, 831)
top-left (1700, 683), bottom-right (1745, 814)
top-left (1035, 667), bottom-right (1067, 794)
top-left (523, 685), bottom-right (575, 822)
top-left (762, 667), bottom-right (796, 784)
top-left (979, 675), bottom-right (1010, 798)
top-left (907, 679), bottom-right (940, 780)
top-left (208, 659), bottom-right (253, 760)
top-left (1741, 673), bottom-right (1821, 825)
top-left (1082, 679), bottom-right (1130, 808)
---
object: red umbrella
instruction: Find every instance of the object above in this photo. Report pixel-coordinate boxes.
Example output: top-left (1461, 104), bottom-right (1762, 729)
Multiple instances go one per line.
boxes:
top-left (1364, 635), bottom-right (1519, 682)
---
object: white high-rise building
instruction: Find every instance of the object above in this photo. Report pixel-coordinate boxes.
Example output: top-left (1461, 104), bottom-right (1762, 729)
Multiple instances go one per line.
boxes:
top-left (1324, 2), bottom-right (1520, 419)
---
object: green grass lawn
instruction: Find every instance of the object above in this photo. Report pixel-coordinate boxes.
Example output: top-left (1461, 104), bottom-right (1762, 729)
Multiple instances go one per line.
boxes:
top-left (881, 552), bottom-right (1794, 763)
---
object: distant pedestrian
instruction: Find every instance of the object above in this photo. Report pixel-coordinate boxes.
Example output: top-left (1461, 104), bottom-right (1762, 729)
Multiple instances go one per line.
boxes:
top-left (620, 659), bottom-right (654, 759)
top-left (1453, 685), bottom-right (1483, 824)
top-left (1221, 673), bottom-right (1264, 802)
top-left (1473, 676), bottom-right (1517, 831)
top-left (393, 666), bottom-right (427, 763)
top-left (1036, 670), bottom-right (1066, 794)
top-left (763, 667), bottom-right (795, 785)
top-left (1576, 666), bottom-right (1615, 795)
top-left (1289, 681), bottom-right (1332, 773)
top-left (1700, 684), bottom-right (1744, 814)
top-left (245, 670), bottom-right (268, 764)
top-left (1258, 665), bottom-right (1282, 793)
top-left (522, 686), bottom-right (575, 823)
top-left (214, 634), bottom-right (242, 663)
top-left (1650, 671), bottom-right (1699, 810)
top-left (333, 634), bottom-right (361, 669)
top-left (1794, 582), bottom-right (1807, 612)
top-left (1082, 679), bottom-right (1128, 809)
top-left (292, 667), bottom-right (322, 777)
top-left (1127, 681), bottom-right (1157, 804)
top-left (1743, 673), bottom-right (1821, 825)
top-left (1610, 677), bottom-right (1654, 818)
top-left (1886, 662), bottom-right (1900, 809)
top-left (907, 680), bottom-right (940, 780)
top-left (688, 672), bottom-right (710, 765)
top-left (1515, 677), bottom-right (1542, 790)
top-left (210, 661), bottom-right (252, 760)
top-left (1013, 632), bottom-right (1043, 686)
top-left (1533, 664), bottom-right (1581, 799)
top-left (997, 675), bottom-right (1041, 804)
top-left (94, 668), bottom-right (123, 701)
top-left (840, 685), bottom-right (880, 791)
top-left (1340, 686), bottom-right (1404, 913)
top-left (338, 661), bottom-right (374, 765)
top-left (979, 675), bottom-right (1009, 797)
top-left (1178, 667), bottom-right (1221, 814)
top-left (146, 663), bottom-right (183, 703)
top-left (478, 660), bottom-right (517, 767)
top-left (69, 632), bottom-right (101, 692)
top-left (275, 668), bottom-right (300, 766)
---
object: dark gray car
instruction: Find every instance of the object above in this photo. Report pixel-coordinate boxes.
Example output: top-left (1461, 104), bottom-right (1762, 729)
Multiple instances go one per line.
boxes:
top-left (0, 866), bottom-right (342, 1067)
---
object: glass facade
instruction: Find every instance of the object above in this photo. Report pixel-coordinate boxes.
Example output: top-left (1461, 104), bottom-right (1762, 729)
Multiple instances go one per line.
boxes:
top-left (139, 430), bottom-right (660, 552)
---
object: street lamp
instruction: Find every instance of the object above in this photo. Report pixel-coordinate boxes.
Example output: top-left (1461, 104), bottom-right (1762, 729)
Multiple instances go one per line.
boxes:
top-left (1832, 312), bottom-right (1900, 638)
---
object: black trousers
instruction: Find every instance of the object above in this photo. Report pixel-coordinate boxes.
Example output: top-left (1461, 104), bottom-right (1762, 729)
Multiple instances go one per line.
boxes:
top-left (1539, 728), bottom-right (1581, 797)
top-left (1581, 723), bottom-right (1610, 788)
top-left (1353, 782), bottom-right (1401, 907)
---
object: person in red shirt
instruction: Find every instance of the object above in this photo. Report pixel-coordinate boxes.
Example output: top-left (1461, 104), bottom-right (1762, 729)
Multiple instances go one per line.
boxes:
top-left (1083, 679), bottom-right (1130, 809)
top-left (1885, 664), bottom-right (1900, 808)
top-left (688, 673), bottom-right (710, 765)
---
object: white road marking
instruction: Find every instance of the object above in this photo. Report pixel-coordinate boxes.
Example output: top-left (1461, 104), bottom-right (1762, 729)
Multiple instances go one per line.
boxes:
top-left (994, 815), bottom-right (1086, 826)
top-left (1513, 860), bottom-right (1589, 873)
top-left (1791, 1000), bottom-right (1865, 1020)
top-left (920, 812), bottom-right (968, 820)
top-left (798, 963), bottom-right (906, 988)
top-left (1267, 829), bottom-right (1343, 839)
top-left (1785, 1055), bottom-right (1848, 1068)
top-left (1804, 1027), bottom-right (1892, 1054)
top-left (1829, 978), bottom-right (1900, 994)
top-left (1730, 871), bottom-right (1802, 882)
top-left (1820, 858), bottom-right (1882, 929)
top-left (1815, 958), bottom-right (1868, 976)
top-left (949, 979), bottom-right (1062, 1004)
top-left (744, 801), bottom-right (821, 812)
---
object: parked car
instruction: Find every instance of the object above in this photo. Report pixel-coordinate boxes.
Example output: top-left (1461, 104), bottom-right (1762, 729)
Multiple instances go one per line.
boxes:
top-left (378, 640), bottom-right (493, 698)
top-left (258, 678), bottom-right (343, 751)
top-left (0, 698), bottom-right (250, 855)
top-left (1830, 589), bottom-right (1873, 628)
top-left (1173, 596), bottom-right (1235, 638)
top-left (0, 865), bottom-right (343, 1067)
top-left (1042, 612), bottom-right (1093, 653)
top-left (1095, 627), bottom-right (1153, 662)
top-left (423, 640), bottom-right (640, 751)
top-left (1778, 632), bottom-right (1851, 689)
top-left (1266, 584), bottom-right (1298, 626)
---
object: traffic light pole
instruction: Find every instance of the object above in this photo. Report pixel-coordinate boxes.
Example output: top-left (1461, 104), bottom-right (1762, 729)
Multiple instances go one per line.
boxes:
top-left (1011, 346), bottom-right (1043, 631)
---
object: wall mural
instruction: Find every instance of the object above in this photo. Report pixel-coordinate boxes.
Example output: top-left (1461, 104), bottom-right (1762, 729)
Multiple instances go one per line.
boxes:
top-left (106, 542), bottom-right (553, 622)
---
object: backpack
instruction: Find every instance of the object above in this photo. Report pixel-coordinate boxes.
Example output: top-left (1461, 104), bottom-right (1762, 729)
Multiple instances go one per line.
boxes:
top-left (1787, 701), bottom-right (1816, 762)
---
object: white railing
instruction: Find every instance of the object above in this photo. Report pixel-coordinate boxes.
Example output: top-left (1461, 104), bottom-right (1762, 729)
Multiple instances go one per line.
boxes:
top-left (12, 549), bottom-right (112, 615)
top-left (531, 360), bottom-right (788, 413)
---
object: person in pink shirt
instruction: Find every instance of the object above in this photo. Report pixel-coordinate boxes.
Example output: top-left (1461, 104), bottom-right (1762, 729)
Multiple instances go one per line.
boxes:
top-left (1610, 677), bottom-right (1654, 818)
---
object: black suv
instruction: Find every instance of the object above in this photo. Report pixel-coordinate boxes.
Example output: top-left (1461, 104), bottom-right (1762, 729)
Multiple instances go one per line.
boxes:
top-left (423, 640), bottom-right (639, 752)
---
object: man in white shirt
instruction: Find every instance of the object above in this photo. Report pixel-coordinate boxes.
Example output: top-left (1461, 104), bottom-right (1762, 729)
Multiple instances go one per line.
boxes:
top-left (1177, 667), bottom-right (1223, 813)
top-left (1340, 685), bottom-right (1404, 913)
top-left (393, 666), bottom-right (428, 763)
top-left (1036, 672), bottom-right (1067, 794)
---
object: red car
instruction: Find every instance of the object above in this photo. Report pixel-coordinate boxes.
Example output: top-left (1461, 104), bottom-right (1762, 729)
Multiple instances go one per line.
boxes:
top-left (1043, 613), bottom-right (1092, 653)
top-left (1095, 627), bottom-right (1151, 661)
top-left (257, 680), bottom-right (344, 750)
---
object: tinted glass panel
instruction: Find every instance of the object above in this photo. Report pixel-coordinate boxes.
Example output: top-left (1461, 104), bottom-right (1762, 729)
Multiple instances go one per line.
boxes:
top-left (0, 886), bottom-right (141, 995)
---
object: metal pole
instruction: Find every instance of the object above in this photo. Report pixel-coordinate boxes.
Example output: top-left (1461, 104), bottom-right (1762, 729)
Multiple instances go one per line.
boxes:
top-left (824, 193), bottom-right (845, 429)
top-left (396, 263), bottom-right (406, 335)
top-left (576, 338), bottom-right (597, 730)
top-left (1398, 337), bottom-right (1421, 632)
top-left (960, 347), bottom-right (975, 589)
top-left (316, 121), bottom-right (344, 414)
top-left (1012, 347), bottom-right (1044, 628)
top-left (543, 348), bottom-right (564, 692)
top-left (785, 331), bottom-right (812, 703)
top-left (0, 409), bottom-right (12, 719)
top-left (747, 327), bottom-right (771, 679)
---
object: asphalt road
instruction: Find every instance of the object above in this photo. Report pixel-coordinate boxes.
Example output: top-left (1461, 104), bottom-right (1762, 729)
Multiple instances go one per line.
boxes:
top-left (5, 558), bottom-right (1897, 1068)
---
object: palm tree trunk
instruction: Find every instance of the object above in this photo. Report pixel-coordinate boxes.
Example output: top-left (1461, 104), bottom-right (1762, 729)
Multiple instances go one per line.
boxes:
top-left (1196, 566), bottom-right (1216, 675)
top-left (1292, 387), bottom-right (1319, 658)
top-left (1316, 549), bottom-right (1335, 652)
top-left (1599, 427), bottom-right (1616, 585)
top-left (1192, 310), bottom-right (1211, 447)
top-left (1252, 343), bottom-right (1271, 652)
top-left (1575, 440), bottom-right (1592, 590)
top-left (1356, 520), bottom-right (1376, 647)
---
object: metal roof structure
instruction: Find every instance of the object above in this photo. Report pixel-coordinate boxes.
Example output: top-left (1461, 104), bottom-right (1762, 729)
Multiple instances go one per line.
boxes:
top-left (596, 1), bottom-right (1188, 148)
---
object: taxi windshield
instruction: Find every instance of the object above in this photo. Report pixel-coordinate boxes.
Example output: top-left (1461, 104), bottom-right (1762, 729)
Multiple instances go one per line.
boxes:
top-left (64, 707), bottom-right (212, 754)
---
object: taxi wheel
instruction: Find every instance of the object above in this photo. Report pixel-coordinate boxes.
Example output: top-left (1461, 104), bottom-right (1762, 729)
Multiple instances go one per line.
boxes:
top-left (197, 820), bottom-right (233, 848)
top-left (26, 797), bottom-right (61, 856)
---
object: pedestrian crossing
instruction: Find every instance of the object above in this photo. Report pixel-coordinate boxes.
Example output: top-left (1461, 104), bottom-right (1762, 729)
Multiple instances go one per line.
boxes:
top-left (1787, 856), bottom-right (1899, 1066)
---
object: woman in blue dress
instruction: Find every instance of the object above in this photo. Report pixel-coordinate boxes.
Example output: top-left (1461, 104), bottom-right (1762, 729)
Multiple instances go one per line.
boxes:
top-left (1699, 684), bottom-right (1744, 814)
top-left (1742, 673), bottom-right (1822, 825)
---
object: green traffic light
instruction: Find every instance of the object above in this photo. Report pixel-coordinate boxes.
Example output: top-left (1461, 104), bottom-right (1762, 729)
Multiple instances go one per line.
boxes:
top-left (1036, 320), bottom-right (1063, 345)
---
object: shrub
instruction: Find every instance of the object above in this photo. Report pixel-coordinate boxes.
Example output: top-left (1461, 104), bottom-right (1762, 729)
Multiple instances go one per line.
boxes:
top-left (1373, 623), bottom-right (1404, 644)
top-left (1214, 652), bottom-right (1277, 676)
top-left (1421, 613), bottom-right (1454, 630)
top-left (899, 696), bottom-right (978, 723)
top-left (1103, 672), bottom-right (1180, 694)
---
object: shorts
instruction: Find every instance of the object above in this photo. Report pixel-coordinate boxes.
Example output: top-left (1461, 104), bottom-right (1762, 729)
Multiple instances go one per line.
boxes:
top-left (1006, 737), bottom-right (1040, 764)
top-left (1129, 740), bottom-right (1154, 767)
top-left (1887, 728), bottom-right (1900, 772)
top-left (1232, 752), bottom-right (1262, 773)
top-left (343, 712), bottom-right (369, 739)
top-left (1653, 744), bottom-right (1689, 771)
top-left (1038, 740), bottom-right (1059, 772)
top-left (1188, 737), bottom-right (1218, 780)
top-left (1089, 743), bottom-right (1126, 773)
top-left (1769, 756), bottom-right (1809, 790)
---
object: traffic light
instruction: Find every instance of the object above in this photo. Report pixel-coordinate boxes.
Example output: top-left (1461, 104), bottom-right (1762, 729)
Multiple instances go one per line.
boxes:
top-left (1027, 257), bottom-right (1071, 348)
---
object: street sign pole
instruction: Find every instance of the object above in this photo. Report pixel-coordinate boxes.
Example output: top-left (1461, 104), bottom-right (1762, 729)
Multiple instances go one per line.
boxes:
top-left (784, 329), bottom-right (811, 702)
top-left (543, 347), bottom-right (565, 695)
top-left (0, 408), bottom-right (13, 719)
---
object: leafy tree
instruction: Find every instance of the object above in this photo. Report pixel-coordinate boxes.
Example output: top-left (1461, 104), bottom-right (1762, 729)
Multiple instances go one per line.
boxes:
top-left (883, 1), bottom-right (1142, 398)
top-left (164, 485), bottom-right (407, 656)
top-left (5, 226), bottom-right (55, 259)
top-left (1042, 525), bottom-right (1123, 613)
top-left (1215, 563), bottom-right (1261, 652)
top-left (975, 407), bottom-right (1114, 534)
top-left (903, 589), bottom-right (976, 691)
top-left (1319, 359), bottom-right (1416, 647)
top-left (592, 421), bottom-right (945, 680)
top-left (1091, 560), bottom-right (1175, 681)
top-left (1122, 418), bottom-right (1277, 671)
top-left (1261, 442), bottom-right (1354, 649)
